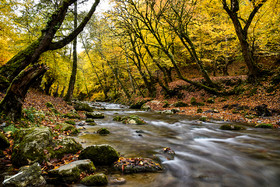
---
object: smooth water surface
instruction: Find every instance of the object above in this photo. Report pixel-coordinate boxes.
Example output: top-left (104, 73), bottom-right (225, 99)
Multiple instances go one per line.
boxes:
top-left (76, 102), bottom-right (280, 187)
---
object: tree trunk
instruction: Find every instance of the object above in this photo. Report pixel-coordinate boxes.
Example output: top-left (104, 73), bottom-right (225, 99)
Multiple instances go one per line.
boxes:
top-left (44, 76), bottom-right (55, 95)
top-left (53, 85), bottom-right (59, 97)
top-left (65, 2), bottom-right (78, 102)
top-left (60, 86), bottom-right (65, 97)
top-left (222, 0), bottom-right (266, 82)
top-left (0, 65), bottom-right (47, 120)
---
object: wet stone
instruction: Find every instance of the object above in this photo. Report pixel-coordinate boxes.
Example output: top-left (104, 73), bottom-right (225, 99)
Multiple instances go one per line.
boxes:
top-left (114, 157), bottom-right (163, 174)
top-left (3, 163), bottom-right (46, 187)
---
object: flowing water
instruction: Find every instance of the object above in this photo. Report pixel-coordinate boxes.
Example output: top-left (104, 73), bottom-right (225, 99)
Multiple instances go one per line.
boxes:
top-left (75, 102), bottom-right (280, 187)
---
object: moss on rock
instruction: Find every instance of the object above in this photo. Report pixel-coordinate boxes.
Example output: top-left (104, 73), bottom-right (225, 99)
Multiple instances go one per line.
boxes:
top-left (63, 112), bottom-right (80, 119)
top-left (52, 138), bottom-right (82, 159)
top-left (11, 127), bottom-right (53, 167)
top-left (85, 111), bottom-right (104, 119)
top-left (113, 115), bottom-right (146, 125)
top-left (79, 145), bottom-right (119, 166)
top-left (97, 128), bottom-right (110, 135)
top-left (255, 123), bottom-right (273, 128)
top-left (74, 102), bottom-right (93, 112)
top-left (220, 124), bottom-right (246, 130)
top-left (174, 101), bottom-right (188, 107)
top-left (48, 159), bottom-right (96, 184)
top-left (54, 123), bottom-right (79, 135)
top-left (81, 173), bottom-right (108, 186)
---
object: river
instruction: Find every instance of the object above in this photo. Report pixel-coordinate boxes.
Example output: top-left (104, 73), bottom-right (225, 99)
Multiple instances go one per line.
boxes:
top-left (74, 102), bottom-right (280, 187)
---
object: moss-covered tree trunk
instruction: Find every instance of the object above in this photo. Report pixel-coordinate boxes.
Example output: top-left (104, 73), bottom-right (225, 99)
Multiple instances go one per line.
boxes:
top-left (0, 65), bottom-right (47, 120)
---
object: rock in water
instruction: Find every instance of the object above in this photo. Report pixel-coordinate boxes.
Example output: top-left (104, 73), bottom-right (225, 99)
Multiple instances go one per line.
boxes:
top-left (3, 163), bottom-right (46, 187)
top-left (74, 102), bottom-right (93, 112)
top-left (48, 159), bottom-right (96, 184)
top-left (81, 173), bottom-right (108, 186)
top-left (85, 111), bottom-right (104, 119)
top-left (114, 157), bottom-right (163, 174)
top-left (79, 145), bottom-right (119, 166)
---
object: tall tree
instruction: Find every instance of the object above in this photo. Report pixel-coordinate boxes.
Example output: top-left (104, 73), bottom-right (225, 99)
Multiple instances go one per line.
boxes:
top-left (221, 0), bottom-right (267, 82)
top-left (0, 0), bottom-right (100, 90)
top-left (0, 0), bottom-right (100, 120)
top-left (65, 1), bottom-right (78, 102)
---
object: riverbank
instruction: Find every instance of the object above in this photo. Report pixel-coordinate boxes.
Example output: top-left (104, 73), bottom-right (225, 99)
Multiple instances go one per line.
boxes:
top-left (130, 76), bottom-right (280, 128)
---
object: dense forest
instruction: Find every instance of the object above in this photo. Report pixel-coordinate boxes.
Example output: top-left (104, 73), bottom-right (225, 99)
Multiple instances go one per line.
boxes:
top-left (0, 0), bottom-right (280, 186)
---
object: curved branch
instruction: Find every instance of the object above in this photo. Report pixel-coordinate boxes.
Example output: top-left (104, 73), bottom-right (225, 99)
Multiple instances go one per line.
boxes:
top-left (49, 0), bottom-right (100, 50)
top-left (244, 0), bottom-right (267, 34)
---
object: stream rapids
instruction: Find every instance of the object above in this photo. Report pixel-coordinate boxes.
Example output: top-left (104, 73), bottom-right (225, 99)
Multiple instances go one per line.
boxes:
top-left (74, 102), bottom-right (280, 187)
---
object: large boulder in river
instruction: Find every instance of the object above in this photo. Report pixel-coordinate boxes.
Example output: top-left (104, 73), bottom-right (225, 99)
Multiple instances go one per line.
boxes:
top-left (81, 173), bottom-right (108, 186)
top-left (79, 145), bottom-right (119, 166)
top-left (3, 163), bottom-right (46, 187)
top-left (74, 102), bottom-right (93, 112)
top-left (85, 111), bottom-right (104, 119)
top-left (11, 127), bottom-right (53, 167)
top-left (48, 159), bottom-right (95, 184)
top-left (0, 132), bottom-right (10, 150)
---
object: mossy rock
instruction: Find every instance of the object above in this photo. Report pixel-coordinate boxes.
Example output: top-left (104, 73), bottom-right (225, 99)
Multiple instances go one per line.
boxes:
top-left (114, 157), bottom-right (163, 174)
top-left (54, 123), bottom-right (79, 135)
top-left (174, 101), bottom-right (188, 107)
top-left (113, 116), bottom-right (123, 122)
top-left (113, 115), bottom-right (146, 125)
top-left (81, 173), bottom-right (108, 186)
top-left (3, 163), bottom-right (46, 186)
top-left (255, 123), bottom-right (273, 128)
top-left (122, 115), bottom-right (146, 125)
top-left (74, 102), bottom-right (93, 112)
top-left (141, 104), bottom-right (151, 111)
top-left (79, 145), bottom-right (119, 166)
top-left (207, 98), bottom-right (215, 104)
top-left (11, 127), bottom-right (53, 167)
top-left (191, 97), bottom-right (204, 106)
top-left (97, 128), bottom-right (110, 135)
top-left (63, 112), bottom-right (80, 119)
top-left (85, 111), bottom-right (104, 119)
top-left (46, 102), bottom-right (54, 108)
top-left (65, 120), bottom-right (76, 125)
top-left (48, 159), bottom-right (96, 184)
top-left (191, 97), bottom-right (197, 105)
top-left (220, 124), bottom-right (246, 130)
top-left (130, 100), bottom-right (146, 109)
top-left (197, 108), bottom-right (203, 113)
top-left (199, 116), bottom-right (207, 122)
top-left (52, 138), bottom-right (82, 159)
top-left (0, 132), bottom-right (10, 150)
top-left (87, 122), bottom-right (97, 126)
top-left (85, 118), bottom-right (95, 123)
